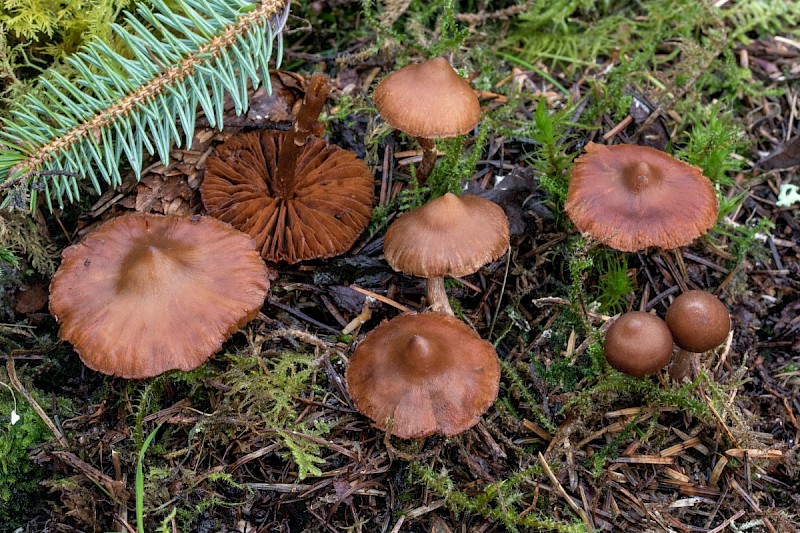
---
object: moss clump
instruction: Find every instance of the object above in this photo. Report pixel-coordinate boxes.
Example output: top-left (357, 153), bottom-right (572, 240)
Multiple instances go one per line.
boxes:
top-left (0, 369), bottom-right (56, 527)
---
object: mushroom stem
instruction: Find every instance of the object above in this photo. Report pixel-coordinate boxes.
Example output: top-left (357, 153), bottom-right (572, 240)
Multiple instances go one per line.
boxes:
top-left (426, 276), bottom-right (454, 315)
top-left (415, 136), bottom-right (437, 184)
top-left (668, 348), bottom-right (698, 383)
top-left (275, 73), bottom-right (332, 198)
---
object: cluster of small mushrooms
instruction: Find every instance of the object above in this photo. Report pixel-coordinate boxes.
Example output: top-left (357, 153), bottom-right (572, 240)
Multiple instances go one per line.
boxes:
top-left (346, 58), bottom-right (507, 439)
top-left (50, 72), bottom-right (375, 379)
top-left (562, 141), bottom-right (730, 381)
top-left (603, 291), bottom-right (731, 381)
top-left (48, 55), bottom-right (727, 442)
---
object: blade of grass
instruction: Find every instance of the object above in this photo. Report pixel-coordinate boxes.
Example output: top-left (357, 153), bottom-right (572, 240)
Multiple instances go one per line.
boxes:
top-left (497, 51), bottom-right (571, 96)
top-left (137, 424), bottom-right (162, 533)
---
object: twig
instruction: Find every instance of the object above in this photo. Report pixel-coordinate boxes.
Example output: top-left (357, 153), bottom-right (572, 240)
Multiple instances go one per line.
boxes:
top-left (6, 357), bottom-right (68, 447)
top-left (537, 452), bottom-right (592, 529)
top-left (489, 246), bottom-right (511, 339)
top-left (349, 284), bottom-right (410, 312)
top-left (455, 0), bottom-right (534, 24)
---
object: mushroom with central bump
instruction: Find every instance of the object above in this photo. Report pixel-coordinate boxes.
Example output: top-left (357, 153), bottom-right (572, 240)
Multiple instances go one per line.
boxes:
top-left (373, 57), bottom-right (481, 183)
top-left (49, 213), bottom-right (270, 379)
top-left (383, 192), bottom-right (509, 315)
top-left (604, 311), bottom-right (674, 378)
top-left (565, 143), bottom-right (718, 252)
top-left (345, 312), bottom-right (501, 439)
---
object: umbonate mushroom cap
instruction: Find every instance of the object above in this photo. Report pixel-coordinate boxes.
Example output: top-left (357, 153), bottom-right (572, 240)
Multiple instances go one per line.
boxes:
top-left (49, 214), bottom-right (270, 379)
top-left (373, 57), bottom-right (481, 138)
top-left (202, 130), bottom-right (374, 264)
top-left (665, 290), bottom-right (730, 353)
top-left (383, 193), bottom-right (509, 278)
top-left (565, 143), bottom-right (718, 252)
top-left (345, 312), bottom-right (500, 439)
top-left (604, 311), bottom-right (674, 378)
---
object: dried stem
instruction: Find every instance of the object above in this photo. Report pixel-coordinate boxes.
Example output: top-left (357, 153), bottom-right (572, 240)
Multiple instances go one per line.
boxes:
top-left (668, 348), bottom-right (697, 383)
top-left (275, 72), bottom-right (331, 197)
top-left (415, 136), bottom-right (437, 184)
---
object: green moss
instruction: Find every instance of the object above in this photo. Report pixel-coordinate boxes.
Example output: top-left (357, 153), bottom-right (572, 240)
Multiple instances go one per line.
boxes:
top-left (0, 0), bottom-right (130, 59)
top-left (0, 369), bottom-right (65, 527)
top-left (411, 462), bottom-right (587, 532)
top-left (592, 252), bottom-right (635, 315)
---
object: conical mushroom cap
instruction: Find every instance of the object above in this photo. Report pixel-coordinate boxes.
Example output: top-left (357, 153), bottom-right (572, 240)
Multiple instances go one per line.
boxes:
top-left (373, 57), bottom-right (481, 138)
top-left (383, 193), bottom-right (509, 278)
top-left (604, 311), bottom-right (674, 378)
top-left (345, 312), bottom-right (500, 439)
top-left (565, 143), bottom-right (718, 251)
top-left (49, 214), bottom-right (270, 379)
top-left (202, 130), bottom-right (374, 264)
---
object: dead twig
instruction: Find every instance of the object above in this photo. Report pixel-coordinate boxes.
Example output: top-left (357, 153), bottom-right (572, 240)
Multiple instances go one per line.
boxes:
top-left (6, 357), bottom-right (68, 447)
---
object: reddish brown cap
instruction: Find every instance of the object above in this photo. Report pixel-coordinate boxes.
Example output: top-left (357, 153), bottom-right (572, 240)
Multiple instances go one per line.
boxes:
top-left (201, 130), bottom-right (374, 264)
top-left (604, 311), bottom-right (674, 377)
top-left (345, 312), bottom-right (500, 439)
top-left (373, 57), bottom-right (481, 138)
top-left (565, 143), bottom-right (718, 251)
top-left (383, 193), bottom-right (509, 278)
top-left (665, 290), bottom-right (730, 352)
top-left (49, 214), bottom-right (269, 379)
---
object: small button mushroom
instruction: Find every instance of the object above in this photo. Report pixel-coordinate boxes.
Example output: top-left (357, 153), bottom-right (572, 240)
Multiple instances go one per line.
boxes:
top-left (604, 311), bottom-right (674, 378)
top-left (345, 312), bottom-right (500, 439)
top-left (665, 290), bottom-right (731, 382)
top-left (372, 57), bottom-right (481, 183)
top-left (383, 192), bottom-right (509, 315)
top-left (565, 143), bottom-right (718, 252)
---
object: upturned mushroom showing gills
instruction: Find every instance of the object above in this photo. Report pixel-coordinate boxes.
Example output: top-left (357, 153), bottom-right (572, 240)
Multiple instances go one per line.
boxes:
top-left (202, 73), bottom-right (374, 264)
top-left (49, 213), bottom-right (270, 379)
top-left (345, 312), bottom-right (500, 439)
top-left (665, 290), bottom-right (731, 382)
top-left (383, 192), bottom-right (509, 315)
top-left (565, 143), bottom-right (718, 252)
top-left (603, 311), bottom-right (674, 378)
top-left (372, 57), bottom-right (481, 183)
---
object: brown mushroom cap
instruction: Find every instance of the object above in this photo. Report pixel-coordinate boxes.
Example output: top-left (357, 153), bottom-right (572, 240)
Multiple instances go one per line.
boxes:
top-left (565, 143), bottom-right (718, 252)
top-left (604, 311), bottom-right (674, 377)
top-left (383, 193), bottom-right (509, 278)
top-left (49, 214), bottom-right (270, 379)
top-left (665, 290), bottom-right (730, 352)
top-left (373, 57), bottom-right (481, 138)
top-left (345, 312), bottom-right (500, 439)
top-left (201, 130), bottom-right (374, 264)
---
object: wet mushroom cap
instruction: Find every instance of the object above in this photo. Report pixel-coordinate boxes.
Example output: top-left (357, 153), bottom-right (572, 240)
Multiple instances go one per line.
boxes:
top-left (383, 193), bottom-right (510, 278)
top-left (604, 311), bottom-right (674, 378)
top-left (202, 130), bottom-right (374, 264)
top-left (345, 312), bottom-right (500, 439)
top-left (49, 214), bottom-right (270, 379)
top-left (373, 57), bottom-right (481, 138)
top-left (565, 143), bottom-right (718, 252)
top-left (665, 290), bottom-right (730, 352)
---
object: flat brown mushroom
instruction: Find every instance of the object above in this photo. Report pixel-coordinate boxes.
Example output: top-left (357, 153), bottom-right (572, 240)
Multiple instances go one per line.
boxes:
top-left (383, 192), bottom-right (509, 315)
top-left (345, 312), bottom-right (500, 439)
top-left (202, 73), bottom-right (374, 264)
top-left (373, 57), bottom-right (481, 182)
top-left (49, 213), bottom-right (270, 379)
top-left (565, 142), bottom-right (718, 252)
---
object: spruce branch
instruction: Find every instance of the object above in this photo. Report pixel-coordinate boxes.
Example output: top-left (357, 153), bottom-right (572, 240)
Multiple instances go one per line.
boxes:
top-left (0, 0), bottom-right (290, 211)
